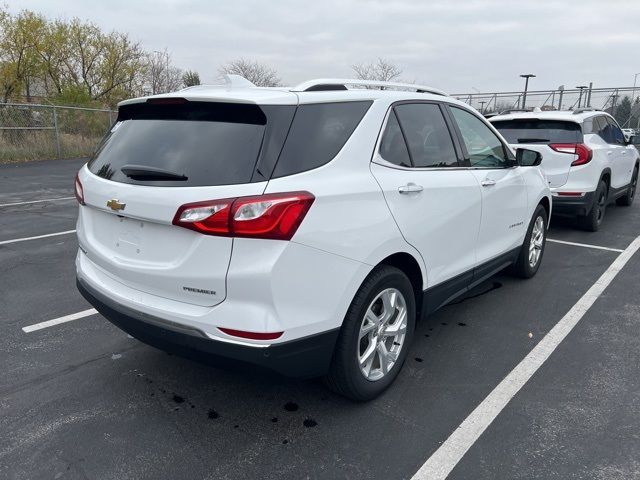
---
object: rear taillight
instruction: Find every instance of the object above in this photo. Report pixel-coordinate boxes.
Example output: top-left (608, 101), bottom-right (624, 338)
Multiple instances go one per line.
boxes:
top-left (74, 173), bottom-right (85, 205)
top-left (549, 143), bottom-right (592, 166)
top-left (172, 191), bottom-right (315, 240)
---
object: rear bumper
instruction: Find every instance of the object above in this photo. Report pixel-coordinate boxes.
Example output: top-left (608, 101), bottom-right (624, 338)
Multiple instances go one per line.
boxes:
top-left (551, 192), bottom-right (595, 216)
top-left (77, 276), bottom-right (339, 378)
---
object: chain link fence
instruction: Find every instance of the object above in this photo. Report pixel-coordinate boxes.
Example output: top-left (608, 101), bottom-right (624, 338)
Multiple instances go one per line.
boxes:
top-left (450, 86), bottom-right (640, 125)
top-left (0, 103), bottom-right (115, 163)
top-left (3, 87), bottom-right (640, 163)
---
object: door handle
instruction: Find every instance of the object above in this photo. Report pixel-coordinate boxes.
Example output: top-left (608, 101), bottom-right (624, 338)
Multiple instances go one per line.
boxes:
top-left (607, 151), bottom-right (613, 155)
top-left (622, 151), bottom-right (628, 155)
top-left (398, 183), bottom-right (424, 194)
top-left (481, 179), bottom-right (496, 187)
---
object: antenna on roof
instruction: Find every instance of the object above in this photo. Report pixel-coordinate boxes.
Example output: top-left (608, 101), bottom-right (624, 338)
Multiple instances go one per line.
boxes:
top-left (222, 74), bottom-right (256, 88)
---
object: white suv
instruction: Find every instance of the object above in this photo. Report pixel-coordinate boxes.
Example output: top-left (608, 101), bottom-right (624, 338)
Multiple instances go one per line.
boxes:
top-left (75, 77), bottom-right (551, 400)
top-left (490, 110), bottom-right (640, 231)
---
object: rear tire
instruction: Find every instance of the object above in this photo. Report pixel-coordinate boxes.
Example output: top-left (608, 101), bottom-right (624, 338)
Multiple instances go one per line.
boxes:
top-left (324, 265), bottom-right (416, 402)
top-left (578, 180), bottom-right (607, 232)
top-left (616, 166), bottom-right (638, 206)
top-left (512, 204), bottom-right (547, 278)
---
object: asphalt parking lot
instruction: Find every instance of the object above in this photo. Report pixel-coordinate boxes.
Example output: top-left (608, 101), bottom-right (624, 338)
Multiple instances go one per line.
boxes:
top-left (1, 158), bottom-right (639, 480)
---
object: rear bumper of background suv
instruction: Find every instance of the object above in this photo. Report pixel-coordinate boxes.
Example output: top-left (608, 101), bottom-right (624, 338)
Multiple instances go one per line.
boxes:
top-left (551, 191), bottom-right (595, 216)
top-left (77, 276), bottom-right (340, 378)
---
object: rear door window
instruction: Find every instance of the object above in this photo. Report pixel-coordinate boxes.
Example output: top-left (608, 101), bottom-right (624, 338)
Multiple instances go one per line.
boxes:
top-left (394, 103), bottom-right (459, 168)
top-left (379, 111), bottom-right (412, 167)
top-left (491, 119), bottom-right (583, 144)
top-left (89, 101), bottom-right (293, 187)
top-left (272, 101), bottom-right (372, 177)
top-left (605, 117), bottom-right (625, 145)
top-left (592, 116), bottom-right (612, 142)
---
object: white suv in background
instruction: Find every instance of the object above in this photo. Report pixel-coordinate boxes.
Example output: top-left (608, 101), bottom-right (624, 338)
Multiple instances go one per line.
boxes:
top-left (75, 77), bottom-right (551, 401)
top-left (491, 110), bottom-right (640, 231)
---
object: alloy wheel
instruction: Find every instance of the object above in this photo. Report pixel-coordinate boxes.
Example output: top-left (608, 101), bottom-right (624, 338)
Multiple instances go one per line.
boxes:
top-left (528, 216), bottom-right (545, 268)
top-left (358, 288), bottom-right (407, 381)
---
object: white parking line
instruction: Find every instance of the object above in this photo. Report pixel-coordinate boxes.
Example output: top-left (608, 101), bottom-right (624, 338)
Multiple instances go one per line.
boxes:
top-left (547, 238), bottom-right (624, 253)
top-left (412, 233), bottom-right (640, 480)
top-left (0, 196), bottom-right (75, 208)
top-left (0, 230), bottom-right (76, 246)
top-left (22, 308), bottom-right (98, 333)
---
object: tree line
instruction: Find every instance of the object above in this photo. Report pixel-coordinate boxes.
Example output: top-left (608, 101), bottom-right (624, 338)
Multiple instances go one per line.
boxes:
top-left (0, 8), bottom-right (408, 107)
top-left (0, 8), bottom-right (201, 107)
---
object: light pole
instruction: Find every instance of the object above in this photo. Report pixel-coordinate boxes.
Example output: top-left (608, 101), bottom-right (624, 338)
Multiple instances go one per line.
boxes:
top-left (576, 85), bottom-right (588, 109)
top-left (520, 74), bottom-right (536, 110)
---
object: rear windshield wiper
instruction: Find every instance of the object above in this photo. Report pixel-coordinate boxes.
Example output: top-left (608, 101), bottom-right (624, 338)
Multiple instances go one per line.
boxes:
top-left (121, 164), bottom-right (188, 181)
top-left (516, 138), bottom-right (550, 144)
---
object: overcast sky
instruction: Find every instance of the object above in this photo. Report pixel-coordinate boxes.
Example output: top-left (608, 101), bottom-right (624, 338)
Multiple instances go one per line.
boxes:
top-left (9, 0), bottom-right (640, 93)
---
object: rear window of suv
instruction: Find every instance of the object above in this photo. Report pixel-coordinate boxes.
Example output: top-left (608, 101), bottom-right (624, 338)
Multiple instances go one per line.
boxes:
top-left (89, 100), bottom-right (371, 186)
top-left (491, 119), bottom-right (583, 144)
top-left (89, 101), bottom-right (284, 187)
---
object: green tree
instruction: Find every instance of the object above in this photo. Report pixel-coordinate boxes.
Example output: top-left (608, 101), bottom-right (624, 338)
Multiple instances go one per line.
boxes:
top-left (615, 96), bottom-right (631, 126)
top-left (0, 7), bottom-right (191, 106)
top-left (182, 70), bottom-right (200, 87)
top-left (0, 9), bottom-right (47, 101)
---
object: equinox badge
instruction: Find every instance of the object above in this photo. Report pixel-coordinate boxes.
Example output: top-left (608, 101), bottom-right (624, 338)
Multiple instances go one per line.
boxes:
top-left (106, 199), bottom-right (126, 211)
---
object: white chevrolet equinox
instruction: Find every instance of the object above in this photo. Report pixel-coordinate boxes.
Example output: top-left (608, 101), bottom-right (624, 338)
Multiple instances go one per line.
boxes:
top-left (75, 77), bottom-right (551, 401)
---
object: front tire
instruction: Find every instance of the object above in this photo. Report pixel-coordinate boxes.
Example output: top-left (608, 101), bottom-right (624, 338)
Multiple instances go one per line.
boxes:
top-left (324, 265), bottom-right (416, 401)
top-left (512, 204), bottom-right (548, 278)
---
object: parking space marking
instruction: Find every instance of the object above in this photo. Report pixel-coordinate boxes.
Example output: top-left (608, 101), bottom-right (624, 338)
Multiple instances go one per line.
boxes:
top-left (547, 238), bottom-right (624, 253)
top-left (0, 230), bottom-right (76, 246)
top-left (22, 308), bottom-right (98, 333)
top-left (412, 234), bottom-right (640, 480)
top-left (0, 196), bottom-right (75, 208)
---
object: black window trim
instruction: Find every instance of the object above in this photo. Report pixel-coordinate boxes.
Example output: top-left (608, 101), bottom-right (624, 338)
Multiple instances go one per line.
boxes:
top-left (445, 104), bottom-right (518, 170)
top-left (373, 100), bottom-right (467, 171)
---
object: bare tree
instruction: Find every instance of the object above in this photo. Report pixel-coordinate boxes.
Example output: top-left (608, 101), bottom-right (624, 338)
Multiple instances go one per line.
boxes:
top-left (352, 57), bottom-right (402, 82)
top-left (218, 58), bottom-right (280, 87)
top-left (144, 49), bottom-right (182, 94)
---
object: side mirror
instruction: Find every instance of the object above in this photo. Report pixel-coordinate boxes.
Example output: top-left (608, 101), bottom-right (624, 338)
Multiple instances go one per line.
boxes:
top-left (629, 135), bottom-right (640, 146)
top-left (516, 148), bottom-right (542, 167)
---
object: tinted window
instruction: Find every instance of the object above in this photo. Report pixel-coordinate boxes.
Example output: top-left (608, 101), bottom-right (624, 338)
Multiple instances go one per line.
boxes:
top-left (591, 116), bottom-right (611, 142)
top-left (491, 119), bottom-right (583, 144)
top-left (606, 117), bottom-right (625, 145)
top-left (273, 101), bottom-right (372, 177)
top-left (88, 102), bottom-right (288, 187)
top-left (451, 107), bottom-right (509, 168)
top-left (379, 111), bottom-right (411, 167)
top-left (394, 103), bottom-right (458, 167)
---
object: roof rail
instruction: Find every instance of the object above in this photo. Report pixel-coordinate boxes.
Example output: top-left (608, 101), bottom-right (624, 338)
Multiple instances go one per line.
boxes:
top-left (499, 108), bottom-right (531, 114)
top-left (291, 78), bottom-right (448, 96)
top-left (572, 107), bottom-right (598, 114)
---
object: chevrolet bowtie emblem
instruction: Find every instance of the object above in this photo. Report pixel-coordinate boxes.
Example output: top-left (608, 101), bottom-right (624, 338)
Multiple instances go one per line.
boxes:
top-left (106, 199), bottom-right (126, 211)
